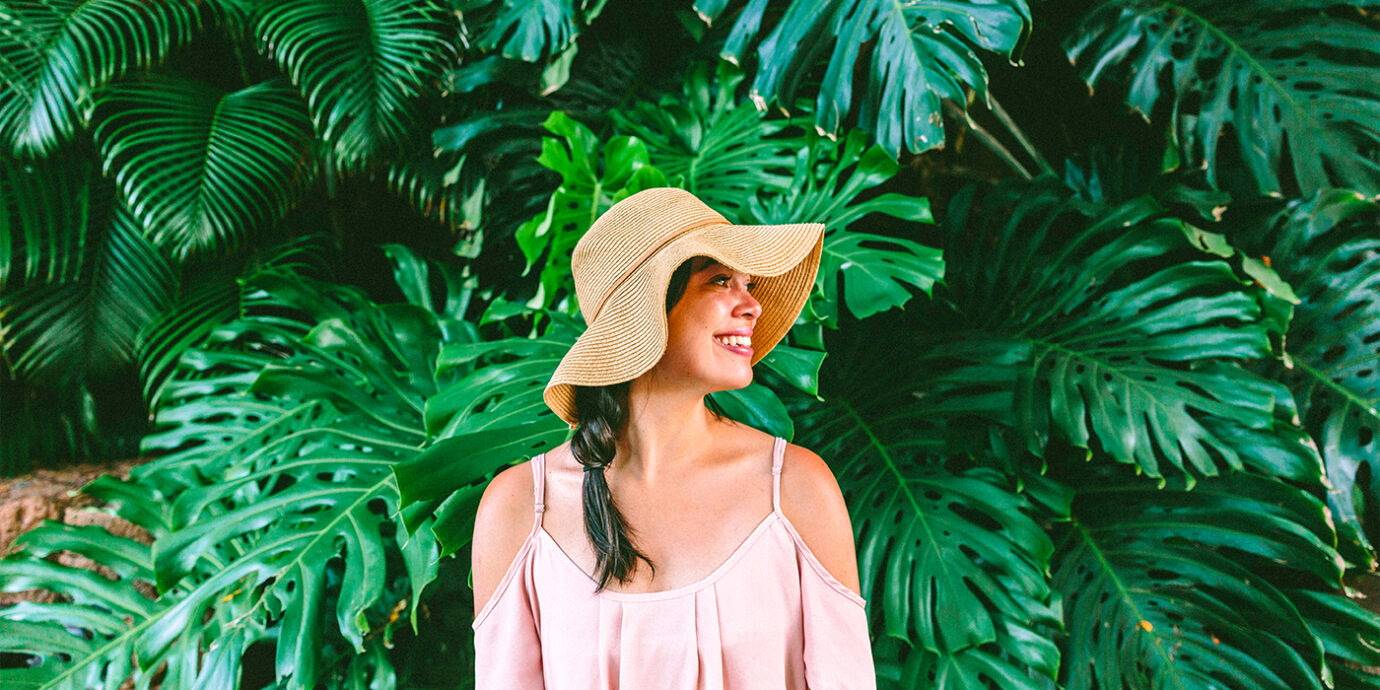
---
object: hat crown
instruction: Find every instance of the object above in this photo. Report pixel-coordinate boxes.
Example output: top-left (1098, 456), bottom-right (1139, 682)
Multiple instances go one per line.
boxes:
top-left (573, 188), bottom-right (728, 325)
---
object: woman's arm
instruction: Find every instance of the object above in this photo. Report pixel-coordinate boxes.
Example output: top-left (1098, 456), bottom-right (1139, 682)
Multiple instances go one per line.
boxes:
top-left (471, 462), bottom-right (546, 688)
top-left (471, 462), bottom-right (538, 617)
top-left (779, 442), bottom-right (877, 690)
top-left (778, 443), bottom-right (862, 596)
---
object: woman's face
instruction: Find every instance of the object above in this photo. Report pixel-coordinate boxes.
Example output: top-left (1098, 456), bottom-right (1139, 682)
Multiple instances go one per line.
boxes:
top-left (651, 256), bottom-right (762, 394)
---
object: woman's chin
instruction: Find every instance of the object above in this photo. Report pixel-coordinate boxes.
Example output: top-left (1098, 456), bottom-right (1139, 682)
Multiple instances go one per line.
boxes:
top-left (707, 369), bottom-right (753, 393)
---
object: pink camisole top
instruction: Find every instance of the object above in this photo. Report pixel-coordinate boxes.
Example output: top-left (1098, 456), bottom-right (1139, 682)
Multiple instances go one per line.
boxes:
top-left (472, 437), bottom-right (877, 689)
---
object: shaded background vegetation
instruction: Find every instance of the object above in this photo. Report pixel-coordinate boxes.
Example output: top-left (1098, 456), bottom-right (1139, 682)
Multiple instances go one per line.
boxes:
top-left (1, 0), bottom-right (1378, 688)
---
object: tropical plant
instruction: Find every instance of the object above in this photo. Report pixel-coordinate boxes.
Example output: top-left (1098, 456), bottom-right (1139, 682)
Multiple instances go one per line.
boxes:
top-left (0, 0), bottom-right (210, 157)
top-left (2, 247), bottom-right (555, 688)
top-left (2, 0), bottom-right (1379, 688)
top-left (694, 0), bottom-right (1033, 159)
top-left (0, 0), bottom-right (459, 472)
top-left (1066, 0), bottom-right (1380, 199)
top-left (1221, 189), bottom-right (1380, 567)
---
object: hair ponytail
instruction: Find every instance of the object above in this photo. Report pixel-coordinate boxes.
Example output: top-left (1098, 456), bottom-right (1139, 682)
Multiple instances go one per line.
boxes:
top-left (571, 382), bottom-right (651, 590)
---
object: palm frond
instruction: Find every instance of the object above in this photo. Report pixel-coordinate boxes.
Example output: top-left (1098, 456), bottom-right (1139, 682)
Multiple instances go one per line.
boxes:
top-left (0, 204), bottom-right (171, 386)
top-left (92, 75), bottom-right (315, 259)
top-left (0, 153), bottom-right (105, 291)
top-left (0, 0), bottom-right (208, 156)
top-left (256, 0), bottom-right (456, 169)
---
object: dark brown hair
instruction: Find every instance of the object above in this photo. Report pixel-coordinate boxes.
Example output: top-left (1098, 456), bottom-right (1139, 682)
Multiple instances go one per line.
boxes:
top-left (570, 257), bottom-right (728, 590)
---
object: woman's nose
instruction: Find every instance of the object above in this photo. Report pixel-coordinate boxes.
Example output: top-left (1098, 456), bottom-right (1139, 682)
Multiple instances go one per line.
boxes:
top-left (737, 281), bottom-right (760, 318)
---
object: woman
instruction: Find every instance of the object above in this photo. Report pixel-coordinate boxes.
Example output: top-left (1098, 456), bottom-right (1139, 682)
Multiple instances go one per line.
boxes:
top-left (471, 187), bottom-right (875, 688)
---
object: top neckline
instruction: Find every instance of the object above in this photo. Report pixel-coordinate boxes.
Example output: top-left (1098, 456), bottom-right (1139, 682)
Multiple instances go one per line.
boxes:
top-left (537, 510), bottom-right (784, 602)
top-left (528, 436), bottom-right (788, 601)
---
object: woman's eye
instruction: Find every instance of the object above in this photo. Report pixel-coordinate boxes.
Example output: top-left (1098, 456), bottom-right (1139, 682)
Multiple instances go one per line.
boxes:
top-left (712, 274), bottom-right (755, 290)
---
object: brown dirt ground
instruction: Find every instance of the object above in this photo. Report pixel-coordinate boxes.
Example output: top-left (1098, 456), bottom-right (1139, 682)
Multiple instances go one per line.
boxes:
top-left (0, 457), bottom-right (153, 605)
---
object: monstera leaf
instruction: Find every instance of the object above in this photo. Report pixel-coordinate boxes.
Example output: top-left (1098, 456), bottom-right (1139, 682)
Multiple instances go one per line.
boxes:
top-left (0, 246), bottom-right (584, 689)
top-left (744, 130), bottom-right (941, 328)
top-left (513, 110), bottom-right (668, 314)
top-left (1054, 467), bottom-right (1346, 690)
top-left (932, 178), bottom-right (1305, 482)
top-left (0, 0), bottom-right (208, 156)
top-left (1066, 0), bottom-right (1380, 197)
top-left (609, 61), bottom-right (802, 219)
top-left (0, 478), bottom-right (211, 689)
top-left (1286, 588), bottom-right (1380, 689)
top-left (92, 75), bottom-right (314, 259)
top-left (1224, 190), bottom-right (1380, 566)
top-left (255, 0), bottom-right (455, 169)
top-left (794, 312), bottom-right (1061, 687)
top-left (463, 0), bottom-right (607, 62)
top-left (695, 0), bottom-right (1031, 159)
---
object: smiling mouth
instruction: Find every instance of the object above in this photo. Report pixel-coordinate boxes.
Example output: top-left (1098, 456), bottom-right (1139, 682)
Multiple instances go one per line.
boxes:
top-left (712, 336), bottom-right (753, 356)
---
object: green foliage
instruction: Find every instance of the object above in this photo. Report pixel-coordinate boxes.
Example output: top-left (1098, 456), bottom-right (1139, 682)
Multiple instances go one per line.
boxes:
top-left (0, 480), bottom-right (198, 689)
top-left (609, 61), bottom-right (801, 218)
top-left (0, 244), bottom-right (802, 687)
top-left (1, 254), bottom-right (453, 688)
top-left (0, 205), bottom-right (171, 383)
top-left (791, 306), bottom-right (1062, 686)
top-left (255, 0), bottom-right (456, 169)
top-left (0, 0), bottom-right (209, 157)
top-left (0, 154), bottom-right (101, 290)
top-left (0, 168), bottom-right (172, 471)
top-left (696, 0), bottom-right (1032, 159)
top-left (1223, 190), bottom-right (1380, 567)
top-left (4, 0), bottom-right (1380, 688)
top-left (93, 75), bottom-right (315, 259)
top-left (936, 179), bottom-right (1304, 483)
top-left (1055, 469), bottom-right (1340, 690)
top-left (513, 110), bottom-right (668, 314)
top-left (1066, 0), bottom-right (1380, 197)
top-left (462, 0), bottom-right (607, 62)
top-left (1288, 588), bottom-right (1380, 689)
top-left (744, 130), bottom-right (940, 328)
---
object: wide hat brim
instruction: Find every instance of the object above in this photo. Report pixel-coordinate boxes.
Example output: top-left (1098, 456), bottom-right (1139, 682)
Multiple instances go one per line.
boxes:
top-left (544, 221), bottom-right (824, 427)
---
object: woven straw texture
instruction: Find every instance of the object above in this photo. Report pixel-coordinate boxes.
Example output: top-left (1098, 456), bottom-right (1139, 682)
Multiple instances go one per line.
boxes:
top-left (544, 187), bottom-right (825, 426)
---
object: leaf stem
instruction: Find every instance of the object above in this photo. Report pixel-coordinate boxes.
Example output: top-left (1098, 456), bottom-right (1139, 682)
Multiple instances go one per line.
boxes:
top-left (942, 99), bottom-right (1032, 180)
top-left (986, 94), bottom-right (1055, 177)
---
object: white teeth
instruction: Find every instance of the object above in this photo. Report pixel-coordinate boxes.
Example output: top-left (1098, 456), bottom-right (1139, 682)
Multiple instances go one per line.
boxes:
top-left (715, 335), bottom-right (751, 347)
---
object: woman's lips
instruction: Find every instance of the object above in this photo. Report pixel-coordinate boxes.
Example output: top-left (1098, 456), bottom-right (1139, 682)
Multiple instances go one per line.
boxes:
top-left (713, 337), bottom-right (753, 357)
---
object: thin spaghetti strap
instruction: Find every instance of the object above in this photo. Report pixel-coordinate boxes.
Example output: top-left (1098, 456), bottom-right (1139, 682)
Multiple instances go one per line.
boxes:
top-left (771, 437), bottom-right (785, 513)
top-left (530, 453), bottom-right (546, 527)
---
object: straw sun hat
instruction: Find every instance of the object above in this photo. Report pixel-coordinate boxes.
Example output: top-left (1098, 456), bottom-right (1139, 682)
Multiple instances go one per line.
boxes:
top-left (542, 187), bottom-right (825, 428)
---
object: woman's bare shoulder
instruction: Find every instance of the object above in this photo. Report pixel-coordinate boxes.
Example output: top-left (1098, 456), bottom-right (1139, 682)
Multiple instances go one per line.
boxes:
top-left (471, 459), bottom-right (541, 617)
top-left (777, 441), bottom-right (862, 595)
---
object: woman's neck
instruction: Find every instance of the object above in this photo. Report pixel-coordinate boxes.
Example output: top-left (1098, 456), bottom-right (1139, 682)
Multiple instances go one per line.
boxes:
top-left (614, 375), bottom-right (719, 485)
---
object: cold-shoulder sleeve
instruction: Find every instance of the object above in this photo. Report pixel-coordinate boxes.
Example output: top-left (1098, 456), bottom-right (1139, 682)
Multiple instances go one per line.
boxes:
top-left (795, 533), bottom-right (876, 689)
top-left (472, 535), bottom-right (545, 688)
